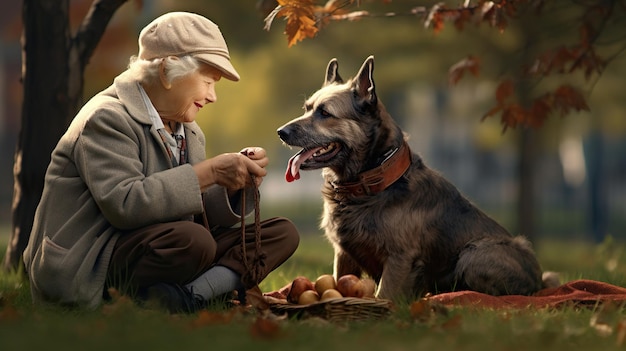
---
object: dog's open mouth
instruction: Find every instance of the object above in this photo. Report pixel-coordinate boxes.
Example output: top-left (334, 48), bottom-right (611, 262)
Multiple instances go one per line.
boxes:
top-left (285, 142), bottom-right (341, 182)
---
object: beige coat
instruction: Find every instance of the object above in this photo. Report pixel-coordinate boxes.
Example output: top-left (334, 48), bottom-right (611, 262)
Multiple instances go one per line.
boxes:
top-left (23, 70), bottom-right (252, 309)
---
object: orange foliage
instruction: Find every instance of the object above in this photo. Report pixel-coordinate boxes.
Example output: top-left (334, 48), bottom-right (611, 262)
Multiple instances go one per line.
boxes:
top-left (448, 56), bottom-right (480, 85)
top-left (265, 0), bottom-right (616, 131)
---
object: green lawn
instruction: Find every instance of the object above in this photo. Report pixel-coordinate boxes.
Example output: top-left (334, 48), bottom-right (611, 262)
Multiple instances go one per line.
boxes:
top-left (2, 232), bottom-right (626, 351)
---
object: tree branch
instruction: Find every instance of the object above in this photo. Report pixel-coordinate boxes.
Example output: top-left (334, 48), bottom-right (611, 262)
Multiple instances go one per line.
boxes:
top-left (74, 0), bottom-right (129, 70)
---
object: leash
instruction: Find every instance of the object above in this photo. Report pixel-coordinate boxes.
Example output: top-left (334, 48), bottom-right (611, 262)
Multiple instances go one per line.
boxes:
top-left (239, 174), bottom-right (266, 288)
top-left (200, 150), bottom-right (266, 302)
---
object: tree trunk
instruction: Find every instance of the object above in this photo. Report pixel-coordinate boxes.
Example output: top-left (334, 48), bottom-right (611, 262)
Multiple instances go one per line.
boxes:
top-left (586, 129), bottom-right (607, 243)
top-left (4, 0), bottom-right (74, 272)
top-left (514, 14), bottom-right (538, 244)
top-left (517, 128), bottom-right (536, 242)
top-left (3, 0), bottom-right (128, 272)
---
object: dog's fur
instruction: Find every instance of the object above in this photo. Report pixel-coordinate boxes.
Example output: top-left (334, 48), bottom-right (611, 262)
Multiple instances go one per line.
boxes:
top-left (277, 56), bottom-right (553, 301)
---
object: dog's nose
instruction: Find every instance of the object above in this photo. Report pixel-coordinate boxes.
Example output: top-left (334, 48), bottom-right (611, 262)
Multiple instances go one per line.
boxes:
top-left (277, 127), bottom-right (290, 142)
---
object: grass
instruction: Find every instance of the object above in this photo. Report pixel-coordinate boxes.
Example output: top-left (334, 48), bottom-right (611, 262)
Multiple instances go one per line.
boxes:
top-left (2, 232), bottom-right (626, 351)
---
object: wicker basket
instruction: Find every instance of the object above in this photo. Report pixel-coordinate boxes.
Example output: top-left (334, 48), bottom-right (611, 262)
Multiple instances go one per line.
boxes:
top-left (269, 297), bottom-right (393, 322)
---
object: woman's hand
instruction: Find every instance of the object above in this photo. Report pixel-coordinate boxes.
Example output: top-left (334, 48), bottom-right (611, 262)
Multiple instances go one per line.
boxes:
top-left (239, 147), bottom-right (268, 188)
top-left (194, 147), bottom-right (268, 191)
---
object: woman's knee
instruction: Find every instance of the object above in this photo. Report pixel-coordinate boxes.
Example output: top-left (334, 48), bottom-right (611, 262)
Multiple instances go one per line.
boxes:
top-left (264, 217), bottom-right (300, 255)
top-left (169, 222), bottom-right (217, 266)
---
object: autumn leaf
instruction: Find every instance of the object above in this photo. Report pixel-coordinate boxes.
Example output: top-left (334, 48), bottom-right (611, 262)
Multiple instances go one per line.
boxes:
top-left (453, 8), bottom-right (473, 31)
top-left (500, 103), bottom-right (526, 132)
top-left (409, 299), bottom-right (431, 321)
top-left (101, 287), bottom-right (137, 316)
top-left (245, 285), bottom-right (271, 311)
top-left (190, 309), bottom-right (237, 328)
top-left (481, 104), bottom-right (503, 123)
top-left (0, 304), bottom-right (20, 322)
top-left (448, 55), bottom-right (480, 85)
top-left (552, 85), bottom-right (590, 117)
top-left (528, 95), bottom-right (552, 129)
top-left (409, 297), bottom-right (448, 323)
top-left (424, 3), bottom-right (446, 33)
top-left (250, 316), bottom-right (282, 339)
top-left (441, 313), bottom-right (463, 330)
top-left (265, 0), bottom-right (319, 47)
top-left (495, 79), bottom-right (514, 104)
top-left (286, 13), bottom-right (319, 47)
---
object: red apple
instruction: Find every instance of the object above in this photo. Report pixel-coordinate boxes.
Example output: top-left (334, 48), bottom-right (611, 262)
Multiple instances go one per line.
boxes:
top-left (361, 278), bottom-right (376, 298)
top-left (336, 274), bottom-right (365, 298)
top-left (287, 276), bottom-right (314, 303)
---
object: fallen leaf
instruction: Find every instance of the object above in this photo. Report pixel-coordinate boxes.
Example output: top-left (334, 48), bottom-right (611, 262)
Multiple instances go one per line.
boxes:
top-left (0, 304), bottom-right (20, 322)
top-left (250, 316), bottom-right (282, 339)
top-left (441, 313), bottom-right (463, 330)
top-left (191, 309), bottom-right (236, 328)
top-left (410, 298), bottom-right (448, 323)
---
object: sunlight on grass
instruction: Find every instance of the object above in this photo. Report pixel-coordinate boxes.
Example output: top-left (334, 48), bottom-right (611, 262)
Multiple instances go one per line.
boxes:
top-left (260, 233), bottom-right (334, 292)
top-left (3, 231), bottom-right (626, 350)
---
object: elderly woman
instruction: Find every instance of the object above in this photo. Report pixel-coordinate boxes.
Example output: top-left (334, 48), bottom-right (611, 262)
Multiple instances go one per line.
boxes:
top-left (23, 12), bottom-right (299, 313)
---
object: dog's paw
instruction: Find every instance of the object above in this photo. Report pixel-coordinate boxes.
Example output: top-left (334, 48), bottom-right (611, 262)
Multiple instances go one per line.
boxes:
top-left (542, 271), bottom-right (561, 288)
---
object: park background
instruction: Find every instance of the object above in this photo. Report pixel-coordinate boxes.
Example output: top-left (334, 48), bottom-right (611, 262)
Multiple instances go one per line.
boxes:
top-left (0, 0), bottom-right (625, 248)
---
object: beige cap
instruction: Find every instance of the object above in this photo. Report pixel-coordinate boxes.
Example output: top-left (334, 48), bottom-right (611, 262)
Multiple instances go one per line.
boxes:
top-left (138, 12), bottom-right (240, 81)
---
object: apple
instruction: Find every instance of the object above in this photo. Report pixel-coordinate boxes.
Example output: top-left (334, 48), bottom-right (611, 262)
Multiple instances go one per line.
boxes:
top-left (298, 289), bottom-right (320, 305)
top-left (287, 276), bottom-right (315, 303)
top-left (314, 274), bottom-right (337, 296)
top-left (320, 288), bottom-right (343, 301)
top-left (361, 278), bottom-right (376, 298)
top-left (336, 274), bottom-right (365, 298)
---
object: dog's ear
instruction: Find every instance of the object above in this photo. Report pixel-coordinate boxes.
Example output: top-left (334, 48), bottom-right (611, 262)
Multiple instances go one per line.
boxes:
top-left (354, 55), bottom-right (376, 105)
top-left (323, 58), bottom-right (343, 86)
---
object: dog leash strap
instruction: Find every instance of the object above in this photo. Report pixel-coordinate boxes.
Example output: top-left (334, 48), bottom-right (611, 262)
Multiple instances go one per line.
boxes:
top-left (240, 174), bottom-right (264, 288)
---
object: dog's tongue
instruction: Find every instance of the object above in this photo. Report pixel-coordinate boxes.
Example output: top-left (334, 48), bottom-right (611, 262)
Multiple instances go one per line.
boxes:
top-left (285, 147), bottom-right (322, 182)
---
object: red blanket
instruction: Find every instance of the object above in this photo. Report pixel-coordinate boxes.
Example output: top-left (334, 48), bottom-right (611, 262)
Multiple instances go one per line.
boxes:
top-left (426, 279), bottom-right (626, 309)
top-left (264, 279), bottom-right (626, 309)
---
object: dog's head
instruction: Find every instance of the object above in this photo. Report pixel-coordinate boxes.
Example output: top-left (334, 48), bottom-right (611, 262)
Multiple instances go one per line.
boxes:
top-left (278, 55), bottom-right (400, 182)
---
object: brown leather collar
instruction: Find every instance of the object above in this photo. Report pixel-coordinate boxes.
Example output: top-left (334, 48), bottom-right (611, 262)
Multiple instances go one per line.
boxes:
top-left (331, 141), bottom-right (412, 199)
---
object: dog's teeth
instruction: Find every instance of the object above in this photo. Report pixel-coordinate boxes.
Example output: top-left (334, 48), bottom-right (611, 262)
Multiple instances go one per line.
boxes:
top-left (313, 144), bottom-right (334, 157)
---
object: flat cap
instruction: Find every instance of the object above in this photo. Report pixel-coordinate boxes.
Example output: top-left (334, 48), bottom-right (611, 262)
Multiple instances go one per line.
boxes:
top-left (138, 12), bottom-right (240, 81)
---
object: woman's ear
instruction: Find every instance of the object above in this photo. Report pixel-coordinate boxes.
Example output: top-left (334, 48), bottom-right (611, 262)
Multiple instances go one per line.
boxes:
top-left (158, 58), bottom-right (172, 89)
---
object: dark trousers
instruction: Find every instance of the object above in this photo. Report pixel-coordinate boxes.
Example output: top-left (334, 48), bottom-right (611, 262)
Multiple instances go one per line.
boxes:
top-left (106, 217), bottom-right (299, 294)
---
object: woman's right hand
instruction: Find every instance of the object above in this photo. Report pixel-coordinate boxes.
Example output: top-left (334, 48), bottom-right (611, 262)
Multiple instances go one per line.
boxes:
top-left (193, 152), bottom-right (268, 192)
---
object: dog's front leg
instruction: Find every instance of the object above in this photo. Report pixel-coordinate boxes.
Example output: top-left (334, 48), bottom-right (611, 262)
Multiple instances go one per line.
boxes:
top-left (333, 249), bottom-right (363, 280)
top-left (376, 256), bottom-right (424, 301)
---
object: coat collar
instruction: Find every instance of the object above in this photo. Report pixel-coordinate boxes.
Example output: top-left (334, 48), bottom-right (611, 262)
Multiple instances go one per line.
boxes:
top-left (111, 70), bottom-right (205, 164)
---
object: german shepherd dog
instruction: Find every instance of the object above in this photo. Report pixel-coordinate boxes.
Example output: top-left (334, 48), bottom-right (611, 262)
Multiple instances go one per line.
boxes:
top-left (277, 56), bottom-right (556, 301)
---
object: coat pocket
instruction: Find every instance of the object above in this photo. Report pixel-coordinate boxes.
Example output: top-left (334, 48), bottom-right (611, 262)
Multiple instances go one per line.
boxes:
top-left (30, 236), bottom-right (77, 304)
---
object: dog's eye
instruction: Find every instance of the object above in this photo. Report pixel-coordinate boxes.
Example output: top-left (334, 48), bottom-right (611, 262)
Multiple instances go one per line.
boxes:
top-left (318, 108), bottom-right (333, 118)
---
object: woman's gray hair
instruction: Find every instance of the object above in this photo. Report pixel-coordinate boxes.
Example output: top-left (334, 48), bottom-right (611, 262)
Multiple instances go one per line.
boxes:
top-left (127, 55), bottom-right (200, 83)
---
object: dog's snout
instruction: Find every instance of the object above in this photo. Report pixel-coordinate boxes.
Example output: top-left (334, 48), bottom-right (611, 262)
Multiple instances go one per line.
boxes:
top-left (277, 126), bottom-right (292, 142)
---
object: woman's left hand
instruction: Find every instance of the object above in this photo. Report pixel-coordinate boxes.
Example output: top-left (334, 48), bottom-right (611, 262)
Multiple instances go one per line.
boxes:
top-left (240, 147), bottom-right (268, 188)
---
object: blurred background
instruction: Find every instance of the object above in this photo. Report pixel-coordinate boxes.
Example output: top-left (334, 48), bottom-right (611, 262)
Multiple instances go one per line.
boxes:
top-left (0, 0), bottom-right (625, 245)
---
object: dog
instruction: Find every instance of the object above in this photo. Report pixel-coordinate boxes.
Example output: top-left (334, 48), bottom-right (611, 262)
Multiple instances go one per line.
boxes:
top-left (277, 55), bottom-right (556, 301)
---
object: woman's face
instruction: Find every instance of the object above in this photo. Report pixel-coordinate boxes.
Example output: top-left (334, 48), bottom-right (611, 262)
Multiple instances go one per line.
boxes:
top-left (158, 63), bottom-right (222, 123)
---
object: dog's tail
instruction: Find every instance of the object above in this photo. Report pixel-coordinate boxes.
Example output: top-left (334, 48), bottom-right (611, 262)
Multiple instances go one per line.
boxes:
top-left (541, 271), bottom-right (562, 289)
